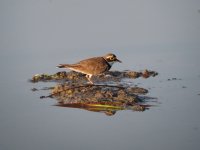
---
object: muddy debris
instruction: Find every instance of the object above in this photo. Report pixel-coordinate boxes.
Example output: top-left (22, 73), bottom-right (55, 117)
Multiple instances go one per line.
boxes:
top-left (31, 70), bottom-right (158, 83)
top-left (31, 70), bottom-right (158, 115)
top-left (49, 83), bottom-right (148, 104)
top-left (167, 78), bottom-right (182, 81)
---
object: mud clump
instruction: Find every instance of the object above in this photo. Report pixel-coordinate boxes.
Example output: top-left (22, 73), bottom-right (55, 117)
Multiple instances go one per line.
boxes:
top-left (50, 83), bottom-right (148, 104)
top-left (31, 70), bottom-right (158, 83)
top-left (47, 83), bottom-right (151, 116)
top-left (31, 70), bottom-right (158, 116)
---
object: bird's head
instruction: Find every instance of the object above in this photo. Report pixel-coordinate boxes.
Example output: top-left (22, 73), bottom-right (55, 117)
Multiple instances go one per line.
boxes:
top-left (103, 53), bottom-right (122, 66)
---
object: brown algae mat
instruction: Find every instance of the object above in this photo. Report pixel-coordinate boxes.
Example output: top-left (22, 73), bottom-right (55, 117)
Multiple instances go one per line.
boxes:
top-left (31, 70), bottom-right (158, 116)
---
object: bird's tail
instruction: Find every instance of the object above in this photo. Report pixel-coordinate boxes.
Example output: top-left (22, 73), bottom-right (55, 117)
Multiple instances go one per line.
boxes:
top-left (56, 64), bottom-right (71, 68)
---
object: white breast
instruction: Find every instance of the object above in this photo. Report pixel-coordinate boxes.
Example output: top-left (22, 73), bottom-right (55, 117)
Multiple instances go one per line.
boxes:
top-left (108, 61), bottom-right (115, 66)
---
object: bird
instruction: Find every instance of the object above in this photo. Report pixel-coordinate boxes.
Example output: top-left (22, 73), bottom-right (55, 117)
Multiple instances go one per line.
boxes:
top-left (57, 53), bottom-right (122, 84)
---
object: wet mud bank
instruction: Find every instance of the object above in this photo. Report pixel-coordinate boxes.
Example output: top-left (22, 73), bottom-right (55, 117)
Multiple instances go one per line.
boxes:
top-left (31, 70), bottom-right (158, 115)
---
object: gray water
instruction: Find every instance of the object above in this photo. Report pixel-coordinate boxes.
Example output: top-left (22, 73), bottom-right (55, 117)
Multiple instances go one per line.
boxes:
top-left (0, 1), bottom-right (200, 150)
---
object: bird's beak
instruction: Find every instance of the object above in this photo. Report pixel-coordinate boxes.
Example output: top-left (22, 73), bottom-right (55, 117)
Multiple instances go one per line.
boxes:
top-left (116, 58), bottom-right (122, 63)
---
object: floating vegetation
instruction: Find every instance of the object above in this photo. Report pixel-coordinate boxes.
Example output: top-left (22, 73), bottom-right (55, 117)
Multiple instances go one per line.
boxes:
top-left (31, 70), bottom-right (158, 116)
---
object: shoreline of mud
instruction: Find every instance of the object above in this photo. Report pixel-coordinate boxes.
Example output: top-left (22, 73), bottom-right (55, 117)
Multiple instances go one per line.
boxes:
top-left (31, 70), bottom-right (158, 115)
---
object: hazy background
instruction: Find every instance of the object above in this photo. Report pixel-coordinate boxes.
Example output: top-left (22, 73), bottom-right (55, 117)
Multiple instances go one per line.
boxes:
top-left (1, 0), bottom-right (200, 75)
top-left (1, 0), bottom-right (200, 51)
top-left (0, 1), bottom-right (200, 150)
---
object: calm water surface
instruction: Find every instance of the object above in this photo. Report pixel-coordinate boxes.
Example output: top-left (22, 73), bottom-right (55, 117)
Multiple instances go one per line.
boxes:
top-left (1, 1), bottom-right (200, 150)
top-left (0, 49), bottom-right (200, 150)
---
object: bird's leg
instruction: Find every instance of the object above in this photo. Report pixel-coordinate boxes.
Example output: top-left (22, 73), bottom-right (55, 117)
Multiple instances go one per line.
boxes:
top-left (86, 74), bottom-right (94, 84)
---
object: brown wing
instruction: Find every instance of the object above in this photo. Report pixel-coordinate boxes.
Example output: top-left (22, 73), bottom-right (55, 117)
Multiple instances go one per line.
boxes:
top-left (71, 57), bottom-right (111, 75)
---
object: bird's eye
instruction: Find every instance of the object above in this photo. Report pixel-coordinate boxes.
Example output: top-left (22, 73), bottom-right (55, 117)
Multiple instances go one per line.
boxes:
top-left (110, 57), bottom-right (115, 60)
